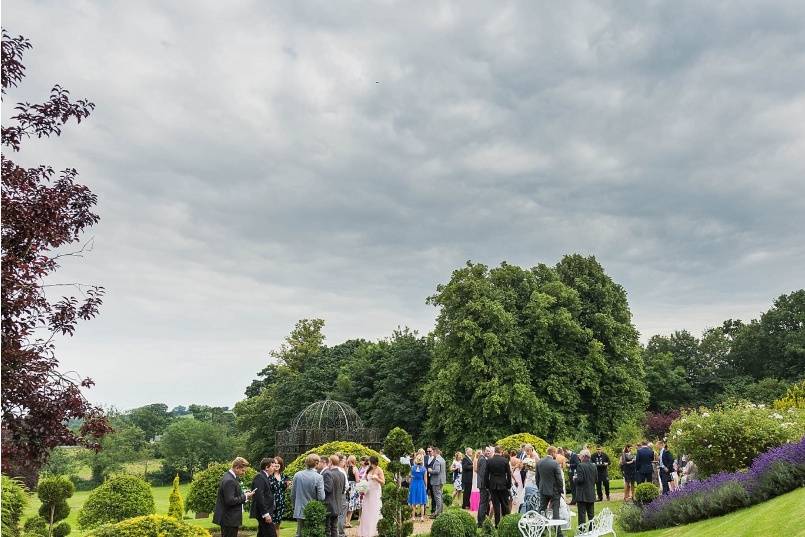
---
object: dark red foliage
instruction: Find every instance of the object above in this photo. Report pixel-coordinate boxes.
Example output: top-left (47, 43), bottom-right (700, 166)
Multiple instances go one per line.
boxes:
top-left (643, 409), bottom-right (682, 440)
top-left (1, 29), bottom-right (110, 483)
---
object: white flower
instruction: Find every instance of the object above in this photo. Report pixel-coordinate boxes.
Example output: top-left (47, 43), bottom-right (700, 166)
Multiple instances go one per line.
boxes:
top-left (707, 445), bottom-right (713, 449)
top-left (772, 413), bottom-right (784, 420)
top-left (697, 424), bottom-right (703, 428)
top-left (758, 404), bottom-right (766, 408)
top-left (702, 412), bottom-right (710, 417)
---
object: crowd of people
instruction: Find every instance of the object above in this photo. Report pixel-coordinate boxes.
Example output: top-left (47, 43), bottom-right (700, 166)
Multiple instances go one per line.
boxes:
top-left (211, 441), bottom-right (698, 537)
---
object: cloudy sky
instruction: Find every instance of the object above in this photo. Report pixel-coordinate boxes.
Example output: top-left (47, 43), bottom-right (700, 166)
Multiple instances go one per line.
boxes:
top-left (4, 1), bottom-right (804, 411)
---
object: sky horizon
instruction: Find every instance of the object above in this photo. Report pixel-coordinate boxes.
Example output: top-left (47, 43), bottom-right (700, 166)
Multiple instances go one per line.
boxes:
top-left (4, 1), bottom-right (804, 411)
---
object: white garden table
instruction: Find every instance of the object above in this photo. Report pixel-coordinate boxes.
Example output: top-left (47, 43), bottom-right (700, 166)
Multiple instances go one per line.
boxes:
top-left (543, 512), bottom-right (574, 537)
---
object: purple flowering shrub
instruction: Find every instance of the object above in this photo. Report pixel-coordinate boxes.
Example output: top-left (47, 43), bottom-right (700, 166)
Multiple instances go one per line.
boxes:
top-left (620, 435), bottom-right (805, 531)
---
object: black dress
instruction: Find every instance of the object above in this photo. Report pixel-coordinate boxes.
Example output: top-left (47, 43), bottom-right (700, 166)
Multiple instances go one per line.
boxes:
top-left (620, 453), bottom-right (636, 483)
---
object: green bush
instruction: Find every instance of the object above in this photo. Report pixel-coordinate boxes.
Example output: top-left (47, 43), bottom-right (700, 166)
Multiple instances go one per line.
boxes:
top-left (633, 483), bottom-right (660, 506)
top-left (669, 403), bottom-right (805, 477)
top-left (384, 427), bottom-right (415, 480)
top-left (495, 434), bottom-right (549, 458)
top-left (378, 482), bottom-right (413, 537)
top-left (301, 500), bottom-right (326, 537)
top-left (1, 475), bottom-right (28, 537)
top-left (185, 462), bottom-right (256, 515)
top-left (751, 460), bottom-right (805, 502)
top-left (85, 514), bottom-right (210, 537)
top-left (23, 516), bottom-right (48, 537)
top-left (285, 441), bottom-right (387, 477)
top-left (496, 513), bottom-right (522, 537)
top-left (618, 503), bottom-right (643, 532)
top-left (36, 474), bottom-right (74, 536)
top-left (168, 474), bottom-right (184, 519)
top-left (442, 491), bottom-right (453, 508)
top-left (77, 474), bottom-right (156, 529)
top-left (430, 509), bottom-right (475, 537)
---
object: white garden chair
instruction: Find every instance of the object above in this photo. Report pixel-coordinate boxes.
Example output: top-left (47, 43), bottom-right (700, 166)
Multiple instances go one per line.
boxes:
top-left (518, 510), bottom-right (549, 537)
top-left (575, 507), bottom-right (616, 537)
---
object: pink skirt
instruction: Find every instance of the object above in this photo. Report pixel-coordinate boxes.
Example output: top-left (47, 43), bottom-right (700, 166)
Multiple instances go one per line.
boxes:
top-left (470, 490), bottom-right (480, 511)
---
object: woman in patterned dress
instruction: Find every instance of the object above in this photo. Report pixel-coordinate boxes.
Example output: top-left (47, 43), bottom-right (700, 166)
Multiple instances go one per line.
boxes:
top-left (269, 456), bottom-right (289, 529)
top-left (345, 455), bottom-right (361, 527)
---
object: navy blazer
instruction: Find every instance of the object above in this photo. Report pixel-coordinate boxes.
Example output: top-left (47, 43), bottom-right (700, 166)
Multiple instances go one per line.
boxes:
top-left (636, 446), bottom-right (655, 474)
top-left (659, 449), bottom-right (674, 473)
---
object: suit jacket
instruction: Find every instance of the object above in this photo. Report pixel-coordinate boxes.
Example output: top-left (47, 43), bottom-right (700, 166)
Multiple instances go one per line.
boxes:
top-left (323, 467), bottom-right (347, 515)
top-left (484, 455), bottom-right (512, 491)
top-left (476, 456), bottom-right (489, 490)
top-left (659, 449), bottom-right (674, 473)
top-left (567, 451), bottom-right (580, 471)
top-left (250, 471), bottom-right (275, 521)
top-left (293, 469), bottom-right (325, 519)
top-left (636, 446), bottom-right (655, 474)
top-left (213, 470), bottom-right (246, 528)
top-left (535, 457), bottom-right (563, 497)
top-left (572, 461), bottom-right (598, 503)
top-left (590, 452), bottom-right (610, 479)
top-left (461, 456), bottom-right (474, 485)
top-left (429, 455), bottom-right (446, 486)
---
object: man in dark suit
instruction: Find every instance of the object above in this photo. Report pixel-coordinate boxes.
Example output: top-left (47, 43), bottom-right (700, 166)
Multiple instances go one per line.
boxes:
top-left (635, 441), bottom-right (655, 484)
top-left (536, 446), bottom-right (564, 537)
top-left (573, 449), bottom-right (598, 532)
top-left (424, 447), bottom-right (435, 514)
top-left (590, 446), bottom-right (611, 501)
top-left (461, 448), bottom-right (474, 509)
top-left (214, 457), bottom-right (256, 537)
top-left (251, 458), bottom-right (277, 537)
top-left (658, 441), bottom-right (674, 495)
top-left (484, 446), bottom-right (512, 526)
top-left (323, 455), bottom-right (347, 537)
top-left (476, 446), bottom-right (491, 527)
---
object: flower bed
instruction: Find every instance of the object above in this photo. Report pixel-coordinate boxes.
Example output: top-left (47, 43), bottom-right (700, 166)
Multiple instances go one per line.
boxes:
top-left (621, 436), bottom-right (805, 531)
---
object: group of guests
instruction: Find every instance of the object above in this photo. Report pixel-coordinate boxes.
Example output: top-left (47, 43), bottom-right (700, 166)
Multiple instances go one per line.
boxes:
top-left (212, 453), bottom-right (386, 537)
top-left (619, 440), bottom-right (697, 499)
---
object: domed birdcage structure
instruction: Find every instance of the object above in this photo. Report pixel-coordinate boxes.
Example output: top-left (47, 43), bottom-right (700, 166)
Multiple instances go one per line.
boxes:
top-left (275, 399), bottom-right (382, 461)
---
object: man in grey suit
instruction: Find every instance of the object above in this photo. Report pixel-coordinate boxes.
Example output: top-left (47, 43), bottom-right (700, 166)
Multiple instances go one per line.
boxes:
top-left (213, 457), bottom-right (256, 537)
top-left (428, 448), bottom-right (447, 518)
top-left (323, 455), bottom-right (347, 537)
top-left (476, 446), bottom-right (492, 527)
top-left (293, 453), bottom-right (326, 537)
top-left (536, 446), bottom-right (565, 537)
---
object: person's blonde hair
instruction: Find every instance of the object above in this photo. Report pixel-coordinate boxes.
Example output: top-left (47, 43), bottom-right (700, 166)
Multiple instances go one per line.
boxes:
top-left (305, 453), bottom-right (321, 469)
top-left (232, 457), bottom-right (250, 469)
top-left (580, 449), bottom-right (591, 459)
top-left (454, 451), bottom-right (462, 460)
top-left (547, 446), bottom-right (557, 456)
top-left (414, 454), bottom-right (424, 465)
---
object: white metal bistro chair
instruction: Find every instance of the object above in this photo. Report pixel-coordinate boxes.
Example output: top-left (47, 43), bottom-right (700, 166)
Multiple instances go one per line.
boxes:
top-left (575, 507), bottom-right (616, 537)
top-left (518, 510), bottom-right (550, 537)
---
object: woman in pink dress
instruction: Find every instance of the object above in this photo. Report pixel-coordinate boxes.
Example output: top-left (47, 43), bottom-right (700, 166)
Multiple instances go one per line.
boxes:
top-left (358, 456), bottom-right (385, 537)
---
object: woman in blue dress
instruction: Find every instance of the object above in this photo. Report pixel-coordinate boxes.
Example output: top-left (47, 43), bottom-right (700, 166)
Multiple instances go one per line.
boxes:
top-left (408, 454), bottom-right (428, 521)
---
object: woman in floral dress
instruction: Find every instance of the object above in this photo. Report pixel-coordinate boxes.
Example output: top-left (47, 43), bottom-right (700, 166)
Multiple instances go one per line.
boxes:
top-left (269, 457), bottom-right (289, 529)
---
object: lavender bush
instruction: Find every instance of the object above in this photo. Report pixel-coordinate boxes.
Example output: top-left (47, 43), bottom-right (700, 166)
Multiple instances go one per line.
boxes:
top-left (621, 436), bottom-right (805, 531)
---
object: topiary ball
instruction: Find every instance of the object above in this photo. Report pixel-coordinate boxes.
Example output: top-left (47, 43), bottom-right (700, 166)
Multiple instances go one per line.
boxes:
top-left (634, 483), bottom-right (660, 506)
top-left (51, 521), bottom-right (71, 537)
top-left (301, 500), bottom-right (327, 537)
top-left (38, 500), bottom-right (69, 523)
top-left (496, 513), bottom-right (522, 537)
top-left (495, 434), bottom-right (549, 458)
top-left (77, 474), bottom-right (156, 529)
top-left (430, 509), bottom-right (475, 537)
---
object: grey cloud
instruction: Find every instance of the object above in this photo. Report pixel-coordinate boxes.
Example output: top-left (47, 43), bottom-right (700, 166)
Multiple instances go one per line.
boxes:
top-left (4, 0), bottom-right (804, 408)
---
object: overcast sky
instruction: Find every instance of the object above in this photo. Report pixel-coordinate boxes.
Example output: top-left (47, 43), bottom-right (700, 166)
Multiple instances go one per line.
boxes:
top-left (4, 1), bottom-right (804, 411)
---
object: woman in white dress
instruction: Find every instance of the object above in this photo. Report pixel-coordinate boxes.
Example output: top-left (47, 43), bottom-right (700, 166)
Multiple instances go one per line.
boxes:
top-left (510, 457), bottom-right (524, 512)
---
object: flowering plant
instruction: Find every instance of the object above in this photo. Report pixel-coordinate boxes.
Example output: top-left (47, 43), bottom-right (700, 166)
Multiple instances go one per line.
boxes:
top-left (355, 481), bottom-right (369, 494)
top-left (521, 458), bottom-right (536, 471)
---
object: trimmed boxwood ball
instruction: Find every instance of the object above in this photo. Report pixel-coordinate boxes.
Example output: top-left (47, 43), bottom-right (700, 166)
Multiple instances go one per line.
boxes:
top-left (495, 434), bottom-right (549, 458)
top-left (23, 516), bottom-right (48, 536)
top-left (301, 500), bottom-right (327, 537)
top-left (86, 514), bottom-right (210, 537)
top-left (185, 462), bottom-right (257, 516)
top-left (51, 521), bottom-right (71, 537)
top-left (634, 482), bottom-right (660, 506)
top-left (77, 474), bottom-right (156, 529)
top-left (430, 509), bottom-right (475, 537)
top-left (496, 513), bottom-right (522, 537)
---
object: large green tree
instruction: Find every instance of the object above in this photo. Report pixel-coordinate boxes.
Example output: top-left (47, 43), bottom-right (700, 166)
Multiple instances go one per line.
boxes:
top-left (79, 422), bottom-right (148, 482)
top-left (124, 403), bottom-right (172, 441)
top-left (160, 418), bottom-right (233, 477)
top-left (422, 256), bottom-right (647, 447)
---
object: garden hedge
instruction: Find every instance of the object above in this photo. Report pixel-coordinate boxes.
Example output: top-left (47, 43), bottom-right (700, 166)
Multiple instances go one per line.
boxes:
top-left (86, 514), bottom-right (209, 537)
top-left (285, 441), bottom-right (387, 476)
top-left (185, 462), bottom-right (256, 515)
top-left (430, 508), bottom-right (475, 537)
top-left (496, 513), bottom-right (522, 537)
top-left (77, 474), bottom-right (155, 529)
top-left (1, 475), bottom-right (28, 537)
